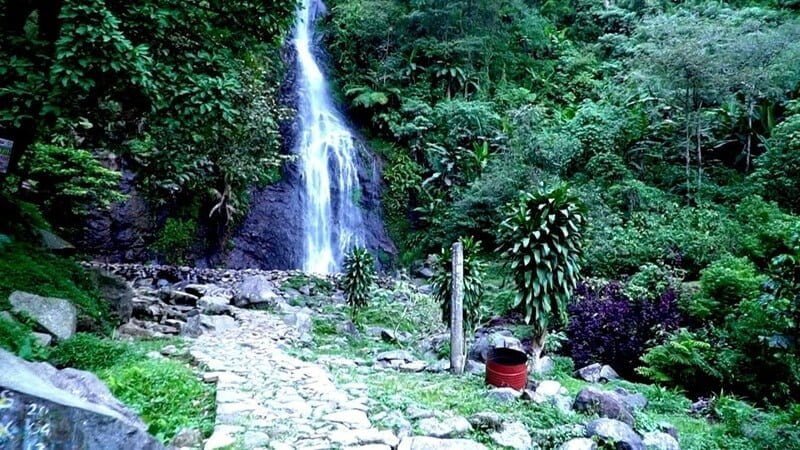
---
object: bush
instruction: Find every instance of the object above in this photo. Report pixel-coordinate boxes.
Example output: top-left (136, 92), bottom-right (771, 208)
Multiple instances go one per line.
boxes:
top-left (567, 281), bottom-right (682, 376)
top-left (755, 101), bottom-right (800, 213)
top-left (19, 143), bottom-right (124, 226)
top-left (687, 255), bottom-right (766, 324)
top-left (152, 218), bottom-right (197, 265)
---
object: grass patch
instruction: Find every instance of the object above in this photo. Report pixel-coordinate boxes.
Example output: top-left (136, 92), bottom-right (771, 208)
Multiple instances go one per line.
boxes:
top-left (0, 242), bottom-right (112, 332)
top-left (43, 333), bottom-right (213, 443)
top-left (284, 273), bottom-right (335, 295)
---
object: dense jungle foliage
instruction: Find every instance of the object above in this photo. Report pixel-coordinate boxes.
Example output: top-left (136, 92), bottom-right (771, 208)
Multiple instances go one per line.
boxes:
top-left (2, 0), bottom-right (800, 446)
top-left (322, 0), bottom-right (800, 406)
top-left (0, 0), bottom-right (296, 240)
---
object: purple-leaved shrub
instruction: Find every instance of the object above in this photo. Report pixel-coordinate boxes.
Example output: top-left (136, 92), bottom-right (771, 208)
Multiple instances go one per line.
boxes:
top-left (567, 281), bottom-right (681, 376)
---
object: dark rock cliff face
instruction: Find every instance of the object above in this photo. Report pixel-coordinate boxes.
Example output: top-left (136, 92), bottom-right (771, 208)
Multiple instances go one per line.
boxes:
top-left (80, 157), bottom-right (160, 263)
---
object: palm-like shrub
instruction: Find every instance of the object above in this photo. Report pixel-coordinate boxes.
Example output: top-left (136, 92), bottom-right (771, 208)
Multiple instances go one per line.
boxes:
top-left (497, 184), bottom-right (585, 362)
top-left (342, 247), bottom-right (376, 319)
top-left (431, 237), bottom-right (485, 331)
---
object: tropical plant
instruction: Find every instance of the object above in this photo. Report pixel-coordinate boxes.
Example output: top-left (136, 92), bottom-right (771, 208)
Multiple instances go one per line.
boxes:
top-left (431, 237), bottom-right (486, 332)
top-left (342, 247), bottom-right (377, 320)
top-left (638, 329), bottom-right (723, 392)
top-left (567, 281), bottom-right (682, 376)
top-left (497, 184), bottom-right (585, 364)
top-left (18, 143), bottom-right (124, 224)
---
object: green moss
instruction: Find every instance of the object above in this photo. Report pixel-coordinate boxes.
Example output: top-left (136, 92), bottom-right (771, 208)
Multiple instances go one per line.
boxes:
top-left (0, 243), bottom-right (112, 332)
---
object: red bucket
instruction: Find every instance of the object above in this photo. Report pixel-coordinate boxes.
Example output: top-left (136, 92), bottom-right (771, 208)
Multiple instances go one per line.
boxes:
top-left (485, 347), bottom-right (528, 390)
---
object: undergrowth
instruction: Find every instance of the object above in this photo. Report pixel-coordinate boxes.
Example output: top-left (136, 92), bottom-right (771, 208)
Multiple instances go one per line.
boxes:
top-left (0, 242), bottom-right (111, 332)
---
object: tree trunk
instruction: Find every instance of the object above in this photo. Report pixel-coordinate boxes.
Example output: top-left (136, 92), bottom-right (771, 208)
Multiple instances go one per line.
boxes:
top-left (684, 88), bottom-right (692, 198)
top-left (529, 329), bottom-right (547, 374)
top-left (696, 100), bottom-right (703, 191)
top-left (746, 99), bottom-right (754, 172)
top-left (450, 241), bottom-right (465, 375)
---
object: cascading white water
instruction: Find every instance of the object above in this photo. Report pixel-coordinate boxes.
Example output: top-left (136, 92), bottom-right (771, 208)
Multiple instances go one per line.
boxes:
top-left (294, 0), bottom-right (364, 273)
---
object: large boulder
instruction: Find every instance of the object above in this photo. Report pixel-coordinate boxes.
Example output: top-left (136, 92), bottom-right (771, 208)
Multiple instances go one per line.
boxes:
top-left (585, 418), bottom-right (644, 450)
top-left (0, 348), bottom-right (163, 449)
top-left (573, 387), bottom-right (635, 426)
top-left (87, 269), bottom-right (134, 323)
top-left (9, 291), bottom-right (77, 341)
top-left (233, 275), bottom-right (280, 307)
top-left (469, 332), bottom-right (524, 362)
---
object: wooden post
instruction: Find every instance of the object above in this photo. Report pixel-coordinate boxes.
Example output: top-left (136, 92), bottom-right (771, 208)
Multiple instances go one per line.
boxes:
top-left (450, 241), bottom-right (465, 375)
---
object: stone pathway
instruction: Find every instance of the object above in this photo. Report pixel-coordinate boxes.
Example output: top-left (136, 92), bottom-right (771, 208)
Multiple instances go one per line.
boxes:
top-left (189, 307), bottom-right (398, 450)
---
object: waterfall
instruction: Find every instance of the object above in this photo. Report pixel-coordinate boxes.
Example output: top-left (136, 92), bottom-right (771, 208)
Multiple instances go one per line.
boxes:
top-left (293, 0), bottom-right (364, 273)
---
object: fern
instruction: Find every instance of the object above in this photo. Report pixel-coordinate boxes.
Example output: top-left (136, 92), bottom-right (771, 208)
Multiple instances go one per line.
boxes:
top-left (638, 329), bottom-right (723, 385)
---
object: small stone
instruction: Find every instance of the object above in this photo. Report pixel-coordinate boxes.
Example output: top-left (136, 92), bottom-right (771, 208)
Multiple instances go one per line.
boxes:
top-left (204, 428), bottom-right (237, 450)
top-left (383, 410), bottom-right (412, 437)
top-left (642, 432), bottom-right (680, 450)
top-left (323, 409), bottom-right (371, 428)
top-left (576, 363), bottom-right (603, 383)
top-left (243, 431), bottom-right (271, 448)
top-left (585, 418), bottom-right (644, 450)
top-left (535, 380), bottom-right (566, 398)
top-left (376, 350), bottom-right (415, 363)
top-left (489, 421), bottom-right (532, 450)
top-left (468, 412), bottom-right (504, 431)
top-left (283, 311), bottom-right (312, 335)
top-left (31, 332), bottom-right (53, 347)
top-left (198, 296), bottom-right (231, 315)
top-left (465, 360), bottom-right (485, 375)
top-left (600, 365), bottom-right (621, 381)
top-left (418, 416), bottom-right (472, 438)
top-left (160, 344), bottom-right (179, 356)
top-left (400, 361), bottom-right (428, 372)
top-left (426, 359), bottom-right (451, 373)
top-left (397, 436), bottom-right (487, 450)
top-left (200, 314), bottom-right (237, 333)
top-left (559, 438), bottom-right (597, 450)
top-left (203, 372), bottom-right (220, 383)
top-left (486, 387), bottom-right (522, 403)
top-left (171, 428), bottom-right (203, 447)
top-left (406, 404), bottom-right (434, 420)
